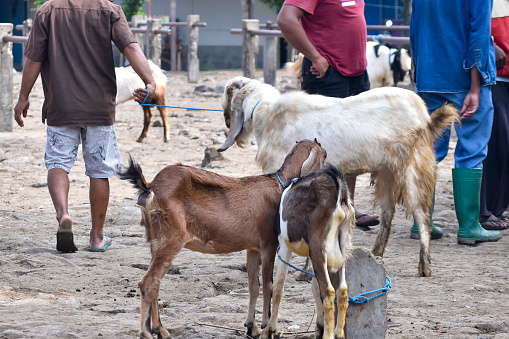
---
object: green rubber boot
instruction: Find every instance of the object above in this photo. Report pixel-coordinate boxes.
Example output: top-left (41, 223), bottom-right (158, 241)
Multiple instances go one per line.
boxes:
top-left (453, 168), bottom-right (502, 245)
top-left (410, 190), bottom-right (443, 240)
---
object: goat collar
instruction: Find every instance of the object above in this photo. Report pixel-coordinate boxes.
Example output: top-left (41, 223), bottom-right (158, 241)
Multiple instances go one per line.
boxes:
top-left (250, 100), bottom-right (261, 120)
top-left (276, 173), bottom-right (286, 189)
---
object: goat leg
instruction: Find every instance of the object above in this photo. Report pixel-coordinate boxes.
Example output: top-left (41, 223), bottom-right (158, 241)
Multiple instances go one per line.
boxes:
top-left (415, 207), bottom-right (432, 277)
top-left (261, 244), bottom-right (291, 339)
top-left (244, 250), bottom-right (261, 338)
top-left (137, 106), bottom-right (153, 142)
top-left (335, 265), bottom-right (348, 339)
top-left (138, 248), bottom-right (178, 339)
top-left (311, 258), bottom-right (335, 339)
top-left (157, 106), bottom-right (170, 142)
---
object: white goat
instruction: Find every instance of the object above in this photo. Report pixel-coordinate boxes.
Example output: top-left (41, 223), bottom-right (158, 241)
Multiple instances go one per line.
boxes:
top-left (286, 42), bottom-right (412, 89)
top-left (262, 164), bottom-right (355, 339)
top-left (118, 139), bottom-right (327, 339)
top-left (218, 76), bottom-right (458, 277)
top-left (366, 41), bottom-right (412, 88)
top-left (115, 60), bottom-right (170, 142)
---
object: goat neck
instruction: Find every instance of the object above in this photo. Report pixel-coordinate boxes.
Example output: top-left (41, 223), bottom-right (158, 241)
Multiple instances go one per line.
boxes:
top-left (273, 139), bottom-right (327, 188)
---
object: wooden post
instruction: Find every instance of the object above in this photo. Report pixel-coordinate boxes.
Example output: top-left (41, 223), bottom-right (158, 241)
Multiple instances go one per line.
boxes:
top-left (263, 21), bottom-right (278, 86)
top-left (0, 23), bottom-right (14, 132)
top-left (132, 15), bottom-right (145, 54)
top-left (187, 14), bottom-right (200, 83)
top-left (170, 0), bottom-right (177, 72)
top-left (21, 19), bottom-right (32, 69)
top-left (146, 18), bottom-right (162, 67)
top-left (242, 19), bottom-right (259, 79)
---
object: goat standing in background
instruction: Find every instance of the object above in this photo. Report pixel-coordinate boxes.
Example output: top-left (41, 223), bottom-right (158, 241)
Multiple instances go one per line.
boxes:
top-left (366, 41), bottom-right (412, 88)
top-left (286, 43), bottom-right (412, 89)
top-left (115, 60), bottom-right (170, 142)
top-left (262, 165), bottom-right (355, 339)
top-left (219, 76), bottom-right (459, 277)
top-left (118, 139), bottom-right (327, 339)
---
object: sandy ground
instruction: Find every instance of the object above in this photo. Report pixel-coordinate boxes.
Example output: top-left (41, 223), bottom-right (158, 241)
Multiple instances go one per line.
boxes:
top-left (0, 69), bottom-right (508, 339)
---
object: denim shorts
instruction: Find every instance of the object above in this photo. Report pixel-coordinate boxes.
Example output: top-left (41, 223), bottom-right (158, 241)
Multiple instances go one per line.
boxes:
top-left (45, 125), bottom-right (121, 178)
top-left (301, 57), bottom-right (370, 98)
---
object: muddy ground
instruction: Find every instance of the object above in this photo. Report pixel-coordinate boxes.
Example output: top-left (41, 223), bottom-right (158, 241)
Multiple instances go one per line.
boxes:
top-left (0, 69), bottom-right (508, 339)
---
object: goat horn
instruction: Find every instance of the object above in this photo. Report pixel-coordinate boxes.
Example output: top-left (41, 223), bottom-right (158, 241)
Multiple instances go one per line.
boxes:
top-left (218, 109), bottom-right (244, 152)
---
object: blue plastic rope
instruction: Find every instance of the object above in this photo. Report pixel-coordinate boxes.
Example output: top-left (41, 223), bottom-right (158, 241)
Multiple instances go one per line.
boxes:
top-left (140, 86), bottom-right (223, 112)
top-left (277, 247), bottom-right (315, 277)
top-left (372, 34), bottom-right (384, 44)
top-left (276, 173), bottom-right (286, 189)
top-left (348, 276), bottom-right (392, 304)
top-left (276, 248), bottom-right (392, 304)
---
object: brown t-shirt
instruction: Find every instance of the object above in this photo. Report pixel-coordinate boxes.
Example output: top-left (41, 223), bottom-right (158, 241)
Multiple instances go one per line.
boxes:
top-left (24, 0), bottom-right (137, 126)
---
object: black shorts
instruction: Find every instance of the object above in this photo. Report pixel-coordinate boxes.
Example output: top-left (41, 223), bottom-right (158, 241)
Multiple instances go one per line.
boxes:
top-left (301, 57), bottom-right (370, 98)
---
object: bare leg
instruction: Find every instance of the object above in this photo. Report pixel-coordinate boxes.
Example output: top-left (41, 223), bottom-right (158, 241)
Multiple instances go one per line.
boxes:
top-left (89, 177), bottom-right (110, 250)
top-left (48, 168), bottom-right (72, 228)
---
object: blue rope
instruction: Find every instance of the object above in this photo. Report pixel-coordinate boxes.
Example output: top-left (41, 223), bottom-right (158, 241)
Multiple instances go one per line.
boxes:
top-left (276, 173), bottom-right (286, 189)
top-left (276, 248), bottom-right (392, 304)
top-left (251, 100), bottom-right (261, 120)
top-left (348, 276), bottom-right (392, 304)
top-left (372, 34), bottom-right (384, 44)
top-left (140, 86), bottom-right (223, 112)
top-left (277, 247), bottom-right (315, 277)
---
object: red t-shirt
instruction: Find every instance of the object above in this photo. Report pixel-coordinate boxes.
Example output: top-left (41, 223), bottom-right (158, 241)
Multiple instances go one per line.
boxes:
top-left (284, 0), bottom-right (367, 77)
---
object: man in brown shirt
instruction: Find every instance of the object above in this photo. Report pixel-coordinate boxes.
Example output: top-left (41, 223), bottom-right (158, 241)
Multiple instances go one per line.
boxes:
top-left (13, 0), bottom-right (156, 253)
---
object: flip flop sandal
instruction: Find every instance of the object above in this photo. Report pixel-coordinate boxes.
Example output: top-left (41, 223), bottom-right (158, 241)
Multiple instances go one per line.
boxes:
top-left (479, 216), bottom-right (509, 231)
top-left (355, 213), bottom-right (380, 227)
top-left (56, 229), bottom-right (79, 253)
top-left (88, 236), bottom-right (112, 252)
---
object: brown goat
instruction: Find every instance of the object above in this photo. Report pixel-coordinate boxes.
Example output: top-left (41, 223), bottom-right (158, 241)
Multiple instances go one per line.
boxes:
top-left (118, 139), bottom-right (327, 339)
top-left (263, 164), bottom-right (355, 339)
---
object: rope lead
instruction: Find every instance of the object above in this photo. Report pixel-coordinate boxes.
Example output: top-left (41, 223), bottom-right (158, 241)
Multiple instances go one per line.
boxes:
top-left (276, 247), bottom-right (392, 304)
top-left (139, 86), bottom-right (222, 112)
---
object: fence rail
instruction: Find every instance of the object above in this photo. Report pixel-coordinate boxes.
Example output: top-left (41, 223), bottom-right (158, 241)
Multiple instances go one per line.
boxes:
top-left (232, 20), bottom-right (410, 85)
top-left (0, 14), bottom-right (206, 133)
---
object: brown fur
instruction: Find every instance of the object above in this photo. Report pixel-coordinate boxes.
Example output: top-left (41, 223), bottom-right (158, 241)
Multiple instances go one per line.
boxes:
top-left (119, 140), bottom-right (327, 338)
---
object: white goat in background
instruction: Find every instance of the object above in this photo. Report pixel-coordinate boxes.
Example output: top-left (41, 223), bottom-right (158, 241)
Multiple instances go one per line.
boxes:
top-left (366, 41), bottom-right (412, 88)
top-left (285, 42), bottom-right (412, 89)
top-left (115, 60), bottom-right (170, 142)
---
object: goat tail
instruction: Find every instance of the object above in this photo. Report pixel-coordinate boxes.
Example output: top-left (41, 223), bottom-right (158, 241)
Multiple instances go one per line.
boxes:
top-left (117, 154), bottom-right (153, 205)
top-left (426, 103), bottom-right (460, 141)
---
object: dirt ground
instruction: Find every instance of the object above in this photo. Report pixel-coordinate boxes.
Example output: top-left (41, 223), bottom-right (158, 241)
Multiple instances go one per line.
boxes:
top-left (0, 68), bottom-right (508, 339)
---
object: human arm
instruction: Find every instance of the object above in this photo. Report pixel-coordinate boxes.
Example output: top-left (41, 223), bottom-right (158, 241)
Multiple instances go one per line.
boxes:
top-left (277, 4), bottom-right (329, 78)
top-left (13, 58), bottom-right (42, 127)
top-left (122, 42), bottom-right (156, 104)
top-left (494, 44), bottom-right (507, 70)
top-left (459, 65), bottom-right (481, 120)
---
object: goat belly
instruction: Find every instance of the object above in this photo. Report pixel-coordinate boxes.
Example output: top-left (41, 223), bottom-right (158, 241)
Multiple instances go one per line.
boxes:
top-left (285, 239), bottom-right (309, 257)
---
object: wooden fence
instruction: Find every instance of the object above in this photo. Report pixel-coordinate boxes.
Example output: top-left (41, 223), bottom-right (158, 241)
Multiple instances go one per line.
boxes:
top-left (0, 15), bottom-right (206, 132)
top-left (231, 19), bottom-right (411, 85)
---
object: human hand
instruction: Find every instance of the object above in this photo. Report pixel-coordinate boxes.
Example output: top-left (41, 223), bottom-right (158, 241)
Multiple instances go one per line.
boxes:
top-left (459, 90), bottom-right (480, 120)
top-left (14, 98), bottom-right (29, 127)
top-left (495, 45), bottom-right (507, 70)
top-left (310, 55), bottom-right (329, 79)
top-left (133, 83), bottom-right (156, 104)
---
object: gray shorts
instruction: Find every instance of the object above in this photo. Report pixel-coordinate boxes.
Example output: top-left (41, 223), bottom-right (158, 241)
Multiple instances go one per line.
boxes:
top-left (45, 125), bottom-right (121, 178)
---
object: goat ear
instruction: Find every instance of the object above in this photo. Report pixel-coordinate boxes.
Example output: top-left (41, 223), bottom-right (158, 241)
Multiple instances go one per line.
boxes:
top-left (218, 108), bottom-right (244, 152)
top-left (300, 147), bottom-right (324, 175)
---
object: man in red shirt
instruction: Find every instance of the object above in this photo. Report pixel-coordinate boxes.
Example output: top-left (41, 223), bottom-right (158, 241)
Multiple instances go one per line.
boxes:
top-left (278, 0), bottom-right (379, 228)
top-left (14, 0), bottom-right (156, 253)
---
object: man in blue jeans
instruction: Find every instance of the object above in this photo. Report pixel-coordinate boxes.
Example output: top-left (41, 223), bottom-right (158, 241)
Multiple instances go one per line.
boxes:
top-left (410, 0), bottom-right (502, 244)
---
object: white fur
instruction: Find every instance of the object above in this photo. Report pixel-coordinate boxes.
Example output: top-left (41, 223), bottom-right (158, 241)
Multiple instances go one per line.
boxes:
top-left (366, 41), bottom-right (412, 88)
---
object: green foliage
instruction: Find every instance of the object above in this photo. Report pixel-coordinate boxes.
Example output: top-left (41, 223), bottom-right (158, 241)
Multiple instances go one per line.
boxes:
top-left (121, 0), bottom-right (145, 21)
top-left (32, 0), bottom-right (49, 10)
top-left (258, 0), bottom-right (285, 13)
